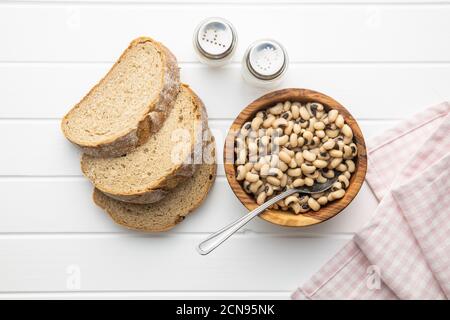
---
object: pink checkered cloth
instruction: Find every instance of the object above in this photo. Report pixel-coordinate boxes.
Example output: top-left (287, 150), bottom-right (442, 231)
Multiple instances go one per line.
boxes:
top-left (292, 102), bottom-right (450, 300)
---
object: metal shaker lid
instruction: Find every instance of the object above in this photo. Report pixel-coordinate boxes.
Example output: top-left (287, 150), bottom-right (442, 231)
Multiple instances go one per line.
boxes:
top-left (194, 17), bottom-right (237, 60)
top-left (245, 39), bottom-right (288, 80)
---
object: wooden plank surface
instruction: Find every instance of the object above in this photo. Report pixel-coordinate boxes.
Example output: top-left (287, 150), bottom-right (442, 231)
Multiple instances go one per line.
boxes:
top-left (0, 4), bottom-right (449, 63)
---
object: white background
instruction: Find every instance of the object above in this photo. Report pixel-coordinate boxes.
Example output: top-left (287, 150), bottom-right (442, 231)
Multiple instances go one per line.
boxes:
top-left (0, 0), bottom-right (449, 299)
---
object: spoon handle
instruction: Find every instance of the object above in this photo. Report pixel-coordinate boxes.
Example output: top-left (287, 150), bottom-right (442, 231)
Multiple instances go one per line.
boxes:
top-left (197, 188), bottom-right (298, 255)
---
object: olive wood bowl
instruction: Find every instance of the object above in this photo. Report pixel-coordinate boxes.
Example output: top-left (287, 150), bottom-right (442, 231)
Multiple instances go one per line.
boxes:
top-left (223, 88), bottom-right (367, 227)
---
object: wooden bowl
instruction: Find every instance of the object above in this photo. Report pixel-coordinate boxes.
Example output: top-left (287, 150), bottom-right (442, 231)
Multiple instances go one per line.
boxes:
top-left (224, 88), bottom-right (367, 227)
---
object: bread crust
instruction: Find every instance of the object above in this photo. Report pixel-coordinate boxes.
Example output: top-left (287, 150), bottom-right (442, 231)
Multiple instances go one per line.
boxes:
top-left (96, 85), bottom-right (210, 204)
top-left (61, 37), bottom-right (180, 158)
top-left (92, 134), bottom-right (217, 232)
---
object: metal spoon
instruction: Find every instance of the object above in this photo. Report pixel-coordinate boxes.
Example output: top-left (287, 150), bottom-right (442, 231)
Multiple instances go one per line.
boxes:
top-left (197, 176), bottom-right (338, 255)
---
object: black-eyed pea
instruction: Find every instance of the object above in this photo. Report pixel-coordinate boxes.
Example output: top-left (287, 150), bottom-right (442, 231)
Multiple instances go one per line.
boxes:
top-left (343, 171), bottom-right (351, 179)
top-left (308, 197), bottom-right (321, 211)
top-left (291, 202), bottom-right (301, 214)
top-left (345, 159), bottom-right (356, 173)
top-left (302, 131), bottom-right (313, 145)
top-left (272, 118), bottom-right (288, 129)
top-left (322, 139), bottom-right (336, 150)
top-left (343, 136), bottom-right (353, 145)
top-left (305, 170), bottom-right (319, 180)
top-left (282, 147), bottom-right (295, 157)
top-left (281, 110), bottom-right (292, 121)
top-left (284, 195), bottom-right (299, 207)
top-left (268, 167), bottom-right (283, 179)
top-left (260, 164), bottom-right (270, 177)
top-left (343, 145), bottom-right (352, 159)
top-left (301, 163), bottom-right (316, 174)
top-left (299, 203), bottom-right (310, 213)
top-left (335, 115), bottom-right (345, 128)
top-left (289, 158), bottom-right (298, 169)
top-left (251, 116), bottom-right (263, 131)
top-left (256, 191), bottom-right (267, 205)
top-left (244, 162), bottom-right (253, 172)
top-left (336, 163), bottom-right (347, 172)
top-left (297, 136), bottom-right (305, 147)
top-left (316, 130), bottom-right (325, 139)
top-left (299, 106), bottom-right (310, 120)
top-left (328, 109), bottom-right (338, 123)
top-left (331, 181), bottom-right (343, 192)
top-left (299, 118), bottom-right (309, 128)
top-left (290, 133), bottom-right (298, 147)
top-left (311, 192), bottom-right (323, 200)
top-left (279, 151), bottom-right (292, 164)
top-left (293, 123), bottom-right (301, 134)
top-left (313, 159), bottom-right (328, 169)
top-left (287, 168), bottom-right (302, 177)
top-left (266, 176), bottom-right (281, 186)
top-left (256, 111), bottom-right (266, 119)
top-left (302, 149), bottom-right (316, 162)
top-left (249, 180), bottom-right (263, 194)
top-left (316, 173), bottom-right (327, 184)
top-left (293, 178), bottom-right (305, 187)
top-left (311, 136), bottom-right (321, 146)
top-left (321, 136), bottom-right (329, 143)
top-left (330, 189), bottom-right (345, 200)
top-left (269, 155), bottom-right (279, 168)
top-left (269, 103), bottom-right (283, 115)
top-left (318, 151), bottom-right (330, 161)
top-left (321, 168), bottom-right (335, 179)
top-left (298, 194), bottom-right (309, 204)
top-left (263, 115), bottom-right (275, 128)
top-left (317, 196), bottom-right (328, 206)
top-left (350, 143), bottom-right (358, 157)
top-left (291, 103), bottom-right (300, 119)
top-left (245, 172), bottom-right (259, 183)
top-left (329, 149), bottom-right (343, 158)
top-left (283, 101), bottom-right (292, 112)
top-left (280, 174), bottom-right (288, 187)
top-left (273, 135), bottom-right (289, 145)
top-left (313, 121), bottom-right (325, 130)
top-left (329, 157), bottom-right (343, 169)
top-left (278, 161), bottom-right (288, 172)
top-left (265, 184), bottom-right (274, 196)
top-left (325, 129), bottom-right (340, 138)
top-left (284, 121), bottom-right (294, 135)
top-left (341, 124), bottom-right (353, 138)
top-left (235, 149), bottom-right (247, 165)
top-left (266, 127), bottom-right (274, 137)
top-left (338, 175), bottom-right (350, 188)
top-left (304, 177), bottom-right (314, 186)
top-left (240, 122), bottom-right (252, 136)
top-left (253, 161), bottom-right (263, 172)
top-left (243, 181), bottom-right (251, 193)
top-left (236, 165), bottom-right (247, 180)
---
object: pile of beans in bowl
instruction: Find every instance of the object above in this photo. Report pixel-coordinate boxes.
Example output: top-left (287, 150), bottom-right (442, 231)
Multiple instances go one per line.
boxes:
top-left (234, 101), bottom-right (358, 214)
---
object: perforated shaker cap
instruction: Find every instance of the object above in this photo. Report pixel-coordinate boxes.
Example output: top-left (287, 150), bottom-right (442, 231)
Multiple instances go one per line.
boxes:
top-left (245, 39), bottom-right (288, 80)
top-left (194, 17), bottom-right (237, 60)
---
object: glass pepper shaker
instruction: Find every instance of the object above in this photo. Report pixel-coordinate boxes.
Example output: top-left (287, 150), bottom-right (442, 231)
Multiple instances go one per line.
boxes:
top-left (241, 39), bottom-right (289, 88)
top-left (193, 17), bottom-right (238, 67)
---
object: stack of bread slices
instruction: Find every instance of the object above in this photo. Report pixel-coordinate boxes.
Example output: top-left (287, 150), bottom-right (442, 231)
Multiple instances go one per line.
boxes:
top-left (61, 37), bottom-right (216, 232)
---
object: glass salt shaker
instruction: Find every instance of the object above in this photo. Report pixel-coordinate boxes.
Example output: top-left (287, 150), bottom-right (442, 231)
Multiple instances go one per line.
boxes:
top-left (241, 39), bottom-right (289, 89)
top-left (193, 17), bottom-right (238, 67)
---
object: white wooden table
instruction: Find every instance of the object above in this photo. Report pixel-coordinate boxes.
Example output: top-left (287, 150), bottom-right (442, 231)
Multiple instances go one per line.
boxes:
top-left (0, 0), bottom-right (449, 300)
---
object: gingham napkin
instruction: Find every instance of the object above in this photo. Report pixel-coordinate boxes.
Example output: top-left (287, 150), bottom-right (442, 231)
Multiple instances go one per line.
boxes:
top-left (292, 102), bottom-right (450, 300)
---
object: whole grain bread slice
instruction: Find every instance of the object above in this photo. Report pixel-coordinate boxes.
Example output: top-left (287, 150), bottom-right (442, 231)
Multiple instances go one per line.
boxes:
top-left (61, 37), bottom-right (180, 157)
top-left (93, 132), bottom-right (216, 232)
top-left (82, 85), bottom-right (209, 204)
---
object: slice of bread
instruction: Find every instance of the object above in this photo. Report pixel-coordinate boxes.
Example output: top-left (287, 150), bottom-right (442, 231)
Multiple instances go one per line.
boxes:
top-left (81, 85), bottom-right (208, 204)
top-left (93, 133), bottom-right (216, 232)
top-left (61, 37), bottom-right (180, 157)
